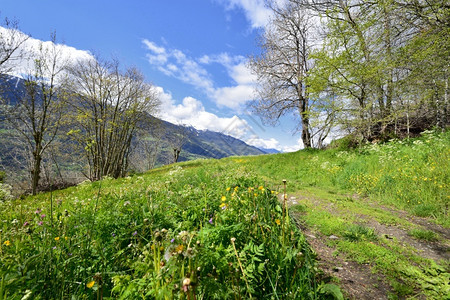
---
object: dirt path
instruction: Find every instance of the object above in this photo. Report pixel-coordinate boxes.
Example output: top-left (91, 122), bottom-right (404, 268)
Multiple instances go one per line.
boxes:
top-left (283, 192), bottom-right (450, 299)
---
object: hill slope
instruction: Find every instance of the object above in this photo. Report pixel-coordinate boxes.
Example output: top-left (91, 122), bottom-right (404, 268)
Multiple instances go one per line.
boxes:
top-left (0, 130), bottom-right (448, 299)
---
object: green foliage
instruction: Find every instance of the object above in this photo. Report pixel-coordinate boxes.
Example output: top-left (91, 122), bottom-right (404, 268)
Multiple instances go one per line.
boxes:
top-left (0, 160), bottom-right (324, 299)
top-left (408, 229), bottom-right (438, 242)
top-left (246, 130), bottom-right (450, 225)
top-left (343, 225), bottom-right (377, 242)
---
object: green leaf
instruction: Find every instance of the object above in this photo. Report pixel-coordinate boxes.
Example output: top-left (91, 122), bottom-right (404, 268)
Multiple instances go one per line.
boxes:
top-left (319, 283), bottom-right (344, 300)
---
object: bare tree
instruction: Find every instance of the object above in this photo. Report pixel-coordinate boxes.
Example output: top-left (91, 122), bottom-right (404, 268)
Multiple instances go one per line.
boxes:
top-left (168, 123), bottom-right (191, 163)
top-left (1, 34), bottom-right (68, 194)
top-left (249, 0), bottom-right (315, 148)
top-left (66, 57), bottom-right (160, 180)
top-left (0, 16), bottom-right (28, 76)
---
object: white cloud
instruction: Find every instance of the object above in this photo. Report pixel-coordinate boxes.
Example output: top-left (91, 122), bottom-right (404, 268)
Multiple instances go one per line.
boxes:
top-left (155, 86), bottom-right (250, 139)
top-left (143, 40), bottom-right (256, 110)
top-left (281, 137), bottom-right (304, 152)
top-left (0, 26), bottom-right (93, 79)
top-left (213, 84), bottom-right (254, 109)
top-left (142, 39), bottom-right (166, 55)
top-left (246, 136), bottom-right (280, 149)
top-left (219, 0), bottom-right (272, 28)
top-left (143, 39), bottom-right (215, 94)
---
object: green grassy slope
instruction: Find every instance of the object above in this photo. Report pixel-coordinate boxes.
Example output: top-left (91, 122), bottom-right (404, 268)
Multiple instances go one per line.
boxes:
top-left (0, 130), bottom-right (448, 299)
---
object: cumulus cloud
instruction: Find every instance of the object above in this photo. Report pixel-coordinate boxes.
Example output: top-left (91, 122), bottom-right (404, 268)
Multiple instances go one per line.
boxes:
top-left (155, 86), bottom-right (251, 139)
top-left (280, 137), bottom-right (304, 152)
top-left (246, 136), bottom-right (280, 150)
top-left (0, 26), bottom-right (93, 78)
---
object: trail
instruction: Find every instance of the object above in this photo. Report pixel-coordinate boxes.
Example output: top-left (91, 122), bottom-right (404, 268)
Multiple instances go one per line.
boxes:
top-left (282, 191), bottom-right (450, 300)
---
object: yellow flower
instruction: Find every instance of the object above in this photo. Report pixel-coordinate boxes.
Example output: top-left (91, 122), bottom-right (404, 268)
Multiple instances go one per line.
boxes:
top-left (258, 186), bottom-right (264, 191)
top-left (221, 196), bottom-right (227, 201)
top-left (3, 240), bottom-right (11, 246)
top-left (275, 219), bottom-right (281, 226)
top-left (54, 237), bottom-right (60, 241)
top-left (226, 187), bottom-right (231, 192)
top-left (175, 244), bottom-right (184, 253)
top-left (219, 203), bottom-right (226, 209)
top-left (86, 280), bottom-right (95, 288)
top-left (65, 236), bottom-right (68, 240)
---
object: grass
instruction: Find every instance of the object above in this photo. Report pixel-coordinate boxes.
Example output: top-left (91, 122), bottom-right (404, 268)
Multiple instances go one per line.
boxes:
top-left (408, 228), bottom-right (439, 242)
top-left (0, 129), bottom-right (448, 299)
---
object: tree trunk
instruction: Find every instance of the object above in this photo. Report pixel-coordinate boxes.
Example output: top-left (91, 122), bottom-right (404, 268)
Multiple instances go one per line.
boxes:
top-left (31, 150), bottom-right (42, 195)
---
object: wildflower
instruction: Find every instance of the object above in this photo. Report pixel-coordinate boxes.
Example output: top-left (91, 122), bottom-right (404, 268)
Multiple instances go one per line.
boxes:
top-left (170, 238), bottom-right (175, 243)
top-left (220, 203), bottom-right (226, 210)
top-left (258, 186), bottom-right (264, 191)
top-left (65, 236), bottom-right (68, 240)
top-left (132, 231), bottom-right (137, 236)
top-left (209, 217), bottom-right (213, 224)
top-left (11, 219), bottom-right (18, 224)
top-left (86, 280), bottom-right (95, 288)
top-left (35, 208), bottom-right (41, 214)
top-left (182, 277), bottom-right (191, 292)
top-left (3, 240), bottom-right (11, 246)
top-left (52, 246), bottom-right (57, 250)
top-left (275, 219), bottom-right (281, 226)
top-left (54, 237), bottom-right (60, 241)
top-left (23, 221), bottom-right (29, 227)
top-left (221, 196), bottom-right (226, 201)
top-left (226, 187), bottom-right (231, 192)
top-left (40, 214), bottom-right (46, 219)
top-left (175, 244), bottom-right (184, 254)
top-left (112, 233), bottom-right (116, 237)
top-left (230, 237), bottom-right (236, 243)
top-left (38, 221), bottom-right (43, 226)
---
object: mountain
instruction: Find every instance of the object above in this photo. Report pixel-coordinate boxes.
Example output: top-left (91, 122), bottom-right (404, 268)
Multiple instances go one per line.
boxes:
top-left (259, 148), bottom-right (280, 154)
top-left (0, 75), bottom-right (264, 186)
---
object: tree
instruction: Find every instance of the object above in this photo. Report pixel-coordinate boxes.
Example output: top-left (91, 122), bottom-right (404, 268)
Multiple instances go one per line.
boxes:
top-left (66, 57), bottom-right (160, 181)
top-left (308, 0), bottom-right (449, 140)
top-left (1, 35), bottom-right (68, 194)
top-left (0, 16), bottom-right (28, 76)
top-left (249, 0), bottom-right (315, 148)
top-left (167, 123), bottom-right (190, 163)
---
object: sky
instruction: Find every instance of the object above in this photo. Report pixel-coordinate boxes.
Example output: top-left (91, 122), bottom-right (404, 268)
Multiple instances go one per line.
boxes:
top-left (1, 0), bottom-right (304, 152)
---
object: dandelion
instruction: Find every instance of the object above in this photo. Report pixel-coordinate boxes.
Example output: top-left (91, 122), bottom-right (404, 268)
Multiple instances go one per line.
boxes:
top-left (3, 240), bottom-right (11, 246)
top-left (54, 237), bottom-right (60, 241)
top-left (226, 187), bottom-right (231, 192)
top-left (258, 186), bottom-right (264, 191)
top-left (175, 244), bottom-right (184, 254)
top-left (221, 196), bottom-right (226, 201)
top-left (275, 219), bottom-right (281, 226)
top-left (86, 280), bottom-right (95, 288)
top-left (220, 203), bottom-right (226, 210)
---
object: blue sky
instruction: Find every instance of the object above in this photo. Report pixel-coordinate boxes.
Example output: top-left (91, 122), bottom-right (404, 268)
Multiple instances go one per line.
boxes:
top-left (1, 0), bottom-right (303, 151)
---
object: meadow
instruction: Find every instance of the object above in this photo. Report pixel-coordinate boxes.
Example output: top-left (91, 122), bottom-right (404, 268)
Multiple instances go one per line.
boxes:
top-left (0, 130), bottom-right (448, 299)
